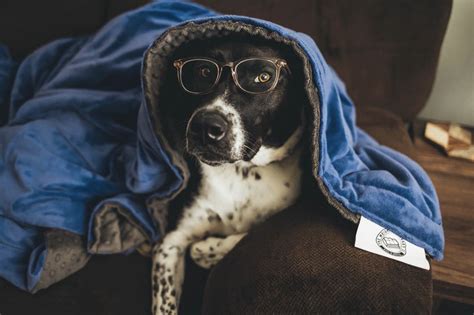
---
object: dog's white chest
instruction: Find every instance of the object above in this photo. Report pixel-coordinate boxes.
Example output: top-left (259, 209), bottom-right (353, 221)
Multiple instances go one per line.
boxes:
top-left (192, 149), bottom-right (302, 233)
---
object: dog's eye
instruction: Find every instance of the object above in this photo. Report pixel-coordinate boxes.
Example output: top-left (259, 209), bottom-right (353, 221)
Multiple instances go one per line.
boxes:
top-left (199, 67), bottom-right (211, 78)
top-left (255, 72), bottom-right (271, 83)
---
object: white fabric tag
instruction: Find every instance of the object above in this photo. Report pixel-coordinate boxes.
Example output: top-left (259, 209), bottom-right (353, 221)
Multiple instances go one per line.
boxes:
top-left (355, 216), bottom-right (430, 270)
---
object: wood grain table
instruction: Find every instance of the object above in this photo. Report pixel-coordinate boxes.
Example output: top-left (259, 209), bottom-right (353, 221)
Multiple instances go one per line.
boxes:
top-left (413, 121), bottom-right (474, 305)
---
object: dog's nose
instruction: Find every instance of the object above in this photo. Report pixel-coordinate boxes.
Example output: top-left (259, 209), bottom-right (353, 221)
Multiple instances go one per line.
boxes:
top-left (190, 112), bottom-right (228, 142)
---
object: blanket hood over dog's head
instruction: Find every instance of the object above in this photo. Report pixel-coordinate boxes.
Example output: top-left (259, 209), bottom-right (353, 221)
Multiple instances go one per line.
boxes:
top-left (133, 14), bottom-right (443, 260)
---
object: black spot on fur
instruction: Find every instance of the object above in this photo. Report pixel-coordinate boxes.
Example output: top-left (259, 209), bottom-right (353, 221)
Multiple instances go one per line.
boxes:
top-left (284, 182), bottom-right (290, 187)
top-left (210, 246), bottom-right (214, 251)
top-left (160, 287), bottom-right (167, 301)
top-left (171, 289), bottom-right (176, 296)
top-left (168, 275), bottom-right (173, 285)
top-left (254, 172), bottom-right (261, 180)
top-left (160, 278), bottom-right (166, 286)
top-left (153, 283), bottom-right (158, 293)
top-left (242, 167), bottom-right (249, 178)
top-left (209, 254), bottom-right (216, 258)
top-left (153, 305), bottom-right (156, 313)
top-left (207, 211), bottom-right (221, 223)
top-left (235, 165), bottom-right (239, 174)
top-left (227, 213), bottom-right (234, 220)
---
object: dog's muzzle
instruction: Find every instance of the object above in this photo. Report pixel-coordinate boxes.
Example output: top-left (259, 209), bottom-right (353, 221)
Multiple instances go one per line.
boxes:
top-left (186, 110), bottom-right (235, 164)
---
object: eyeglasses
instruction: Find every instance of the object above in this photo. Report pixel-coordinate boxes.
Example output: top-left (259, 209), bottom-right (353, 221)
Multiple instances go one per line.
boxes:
top-left (173, 57), bottom-right (290, 95)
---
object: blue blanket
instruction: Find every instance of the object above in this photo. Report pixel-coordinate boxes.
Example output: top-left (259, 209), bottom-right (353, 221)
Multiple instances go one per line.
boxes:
top-left (0, 0), bottom-right (443, 292)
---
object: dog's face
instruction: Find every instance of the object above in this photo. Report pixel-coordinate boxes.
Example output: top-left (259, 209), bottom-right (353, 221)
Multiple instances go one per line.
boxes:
top-left (164, 38), bottom-right (304, 166)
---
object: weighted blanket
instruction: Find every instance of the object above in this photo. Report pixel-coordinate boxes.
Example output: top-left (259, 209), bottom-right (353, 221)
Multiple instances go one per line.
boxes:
top-left (0, 0), bottom-right (443, 292)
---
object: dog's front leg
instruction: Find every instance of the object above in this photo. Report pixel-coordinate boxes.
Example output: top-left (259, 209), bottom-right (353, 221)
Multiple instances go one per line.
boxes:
top-left (151, 230), bottom-right (187, 315)
top-left (151, 208), bottom-right (225, 315)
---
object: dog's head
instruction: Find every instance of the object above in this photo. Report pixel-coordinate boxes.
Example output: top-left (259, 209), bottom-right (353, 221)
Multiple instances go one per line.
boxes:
top-left (162, 37), bottom-right (304, 166)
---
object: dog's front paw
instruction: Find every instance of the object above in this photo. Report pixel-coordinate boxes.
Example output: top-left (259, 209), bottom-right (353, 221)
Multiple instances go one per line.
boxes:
top-left (190, 234), bottom-right (246, 269)
top-left (190, 237), bottom-right (226, 269)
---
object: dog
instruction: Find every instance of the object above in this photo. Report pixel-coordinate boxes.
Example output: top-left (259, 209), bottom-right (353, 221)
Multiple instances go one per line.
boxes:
top-left (151, 37), bottom-right (305, 314)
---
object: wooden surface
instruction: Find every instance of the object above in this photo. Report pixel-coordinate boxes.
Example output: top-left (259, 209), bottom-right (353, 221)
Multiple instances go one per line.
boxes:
top-left (413, 121), bottom-right (474, 304)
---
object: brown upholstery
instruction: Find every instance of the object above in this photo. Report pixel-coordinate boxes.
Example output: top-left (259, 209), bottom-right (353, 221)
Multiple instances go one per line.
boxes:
top-left (202, 194), bottom-right (433, 314)
top-left (196, 0), bottom-right (452, 121)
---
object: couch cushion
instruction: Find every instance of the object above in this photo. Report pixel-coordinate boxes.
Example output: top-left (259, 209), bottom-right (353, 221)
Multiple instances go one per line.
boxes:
top-left (202, 195), bottom-right (432, 314)
top-left (0, 249), bottom-right (211, 315)
top-left (0, 253), bottom-right (152, 315)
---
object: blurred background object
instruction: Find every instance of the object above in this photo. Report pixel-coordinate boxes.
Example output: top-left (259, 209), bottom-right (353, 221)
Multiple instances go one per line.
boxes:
top-left (419, 0), bottom-right (474, 126)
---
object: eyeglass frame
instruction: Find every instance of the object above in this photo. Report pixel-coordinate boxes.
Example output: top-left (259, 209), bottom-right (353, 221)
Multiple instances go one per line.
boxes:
top-left (173, 57), bottom-right (291, 95)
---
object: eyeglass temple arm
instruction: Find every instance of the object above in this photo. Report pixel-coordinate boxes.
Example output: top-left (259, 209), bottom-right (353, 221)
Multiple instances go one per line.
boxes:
top-left (278, 60), bottom-right (292, 76)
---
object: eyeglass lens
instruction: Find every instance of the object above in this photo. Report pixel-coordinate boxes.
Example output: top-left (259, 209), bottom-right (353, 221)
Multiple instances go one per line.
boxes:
top-left (235, 59), bottom-right (277, 93)
top-left (181, 59), bottom-right (219, 93)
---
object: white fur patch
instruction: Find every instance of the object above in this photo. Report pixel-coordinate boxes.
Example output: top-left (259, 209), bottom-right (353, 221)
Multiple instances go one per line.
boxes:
top-left (198, 146), bottom-right (302, 232)
top-left (250, 125), bottom-right (304, 166)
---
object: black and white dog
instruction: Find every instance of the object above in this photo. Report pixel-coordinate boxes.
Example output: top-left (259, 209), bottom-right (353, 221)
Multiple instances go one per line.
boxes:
top-left (152, 37), bottom-right (305, 314)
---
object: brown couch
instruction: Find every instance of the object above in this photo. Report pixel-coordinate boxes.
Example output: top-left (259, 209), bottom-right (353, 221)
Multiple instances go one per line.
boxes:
top-left (0, 0), bottom-right (452, 314)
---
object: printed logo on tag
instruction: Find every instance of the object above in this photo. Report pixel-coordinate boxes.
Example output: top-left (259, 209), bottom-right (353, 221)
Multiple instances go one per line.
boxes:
top-left (375, 229), bottom-right (407, 257)
top-left (355, 216), bottom-right (430, 270)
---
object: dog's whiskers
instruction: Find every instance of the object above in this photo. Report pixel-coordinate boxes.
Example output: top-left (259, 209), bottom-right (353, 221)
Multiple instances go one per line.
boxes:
top-left (242, 144), bottom-right (257, 155)
top-left (241, 129), bottom-right (258, 143)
